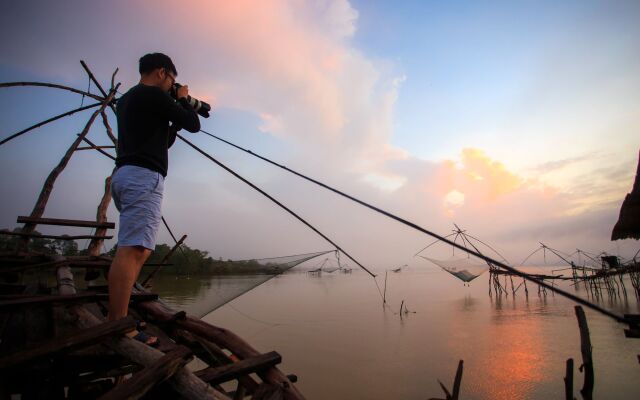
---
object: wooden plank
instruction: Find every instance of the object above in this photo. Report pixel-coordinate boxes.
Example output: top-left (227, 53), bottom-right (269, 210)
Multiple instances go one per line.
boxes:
top-left (0, 231), bottom-right (112, 240)
top-left (97, 346), bottom-right (192, 400)
top-left (133, 286), bottom-right (303, 399)
top-left (66, 261), bottom-right (172, 268)
top-left (195, 351), bottom-right (282, 385)
top-left (17, 216), bottom-right (115, 229)
top-left (0, 293), bottom-right (158, 310)
top-left (0, 316), bottom-right (136, 369)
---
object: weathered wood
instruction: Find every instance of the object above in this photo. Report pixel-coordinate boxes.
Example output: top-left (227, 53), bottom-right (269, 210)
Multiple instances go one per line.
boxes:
top-left (57, 266), bottom-right (229, 399)
top-left (575, 306), bottom-right (594, 400)
top-left (80, 60), bottom-right (117, 115)
top-left (195, 351), bottom-right (282, 385)
top-left (97, 346), bottom-right (193, 400)
top-left (0, 316), bottom-right (135, 369)
top-left (17, 216), bottom-right (115, 229)
top-left (564, 358), bottom-right (574, 400)
top-left (172, 329), bottom-right (259, 393)
top-left (142, 234), bottom-right (187, 287)
top-left (79, 134), bottom-right (116, 160)
top-left (0, 293), bottom-right (158, 310)
top-left (76, 145), bottom-right (115, 150)
top-left (86, 174), bottom-right (114, 282)
top-left (101, 111), bottom-right (117, 145)
top-left (0, 231), bottom-right (112, 240)
top-left (133, 286), bottom-right (304, 400)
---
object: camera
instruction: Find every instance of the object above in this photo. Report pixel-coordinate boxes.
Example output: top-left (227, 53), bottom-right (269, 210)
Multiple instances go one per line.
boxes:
top-left (171, 83), bottom-right (211, 118)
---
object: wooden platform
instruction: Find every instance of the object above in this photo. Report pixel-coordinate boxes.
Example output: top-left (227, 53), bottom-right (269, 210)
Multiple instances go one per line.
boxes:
top-left (0, 253), bottom-right (302, 399)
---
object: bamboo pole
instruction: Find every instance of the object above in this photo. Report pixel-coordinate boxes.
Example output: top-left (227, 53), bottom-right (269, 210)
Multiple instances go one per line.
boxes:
top-left (0, 102), bottom-right (101, 146)
top-left (0, 82), bottom-right (104, 101)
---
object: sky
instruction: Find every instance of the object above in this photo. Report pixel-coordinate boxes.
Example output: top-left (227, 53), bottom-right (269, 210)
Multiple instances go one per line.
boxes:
top-left (0, 0), bottom-right (638, 269)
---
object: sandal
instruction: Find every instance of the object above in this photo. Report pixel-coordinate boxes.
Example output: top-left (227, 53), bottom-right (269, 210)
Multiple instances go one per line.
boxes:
top-left (131, 330), bottom-right (159, 347)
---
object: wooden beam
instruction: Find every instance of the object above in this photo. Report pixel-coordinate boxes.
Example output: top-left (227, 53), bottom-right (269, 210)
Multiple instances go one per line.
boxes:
top-left (17, 216), bottom-right (115, 229)
top-left (0, 231), bottom-right (112, 240)
top-left (0, 316), bottom-right (136, 369)
top-left (0, 293), bottom-right (158, 310)
top-left (132, 288), bottom-right (304, 399)
top-left (76, 146), bottom-right (115, 150)
top-left (97, 346), bottom-right (193, 400)
top-left (194, 351), bottom-right (282, 385)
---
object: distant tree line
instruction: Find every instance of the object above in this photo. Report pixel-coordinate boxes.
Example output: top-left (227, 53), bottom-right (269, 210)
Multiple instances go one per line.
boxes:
top-left (137, 243), bottom-right (280, 275)
top-left (0, 227), bottom-right (79, 255)
top-left (1, 227), bottom-right (279, 275)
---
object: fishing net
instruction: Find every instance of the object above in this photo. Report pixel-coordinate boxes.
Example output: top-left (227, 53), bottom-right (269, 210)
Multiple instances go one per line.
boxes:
top-left (306, 257), bottom-right (341, 273)
top-left (171, 250), bottom-right (334, 318)
top-left (419, 256), bottom-right (489, 283)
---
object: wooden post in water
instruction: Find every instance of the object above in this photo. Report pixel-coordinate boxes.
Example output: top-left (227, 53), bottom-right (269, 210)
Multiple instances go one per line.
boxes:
top-left (575, 306), bottom-right (594, 400)
top-left (564, 358), bottom-right (574, 400)
top-left (383, 270), bottom-right (388, 305)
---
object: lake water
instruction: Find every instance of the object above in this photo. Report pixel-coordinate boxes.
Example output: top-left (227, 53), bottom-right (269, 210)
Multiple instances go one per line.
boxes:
top-left (151, 266), bottom-right (640, 399)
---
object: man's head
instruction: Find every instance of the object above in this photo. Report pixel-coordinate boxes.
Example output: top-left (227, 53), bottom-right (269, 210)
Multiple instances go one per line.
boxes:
top-left (139, 53), bottom-right (177, 92)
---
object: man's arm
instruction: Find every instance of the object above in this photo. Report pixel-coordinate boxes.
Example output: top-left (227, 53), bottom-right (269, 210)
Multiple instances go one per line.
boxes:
top-left (155, 88), bottom-right (201, 133)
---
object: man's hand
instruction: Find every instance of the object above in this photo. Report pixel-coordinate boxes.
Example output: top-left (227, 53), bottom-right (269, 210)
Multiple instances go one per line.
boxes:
top-left (177, 85), bottom-right (189, 99)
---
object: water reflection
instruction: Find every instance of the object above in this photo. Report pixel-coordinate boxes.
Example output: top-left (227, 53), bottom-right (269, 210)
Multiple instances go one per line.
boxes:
top-left (146, 267), bottom-right (639, 399)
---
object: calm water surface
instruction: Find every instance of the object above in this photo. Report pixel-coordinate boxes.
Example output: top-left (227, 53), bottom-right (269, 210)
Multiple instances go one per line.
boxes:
top-left (152, 267), bottom-right (640, 399)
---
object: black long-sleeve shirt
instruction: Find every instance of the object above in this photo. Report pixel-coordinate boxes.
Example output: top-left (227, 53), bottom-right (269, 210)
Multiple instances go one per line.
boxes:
top-left (115, 84), bottom-right (200, 177)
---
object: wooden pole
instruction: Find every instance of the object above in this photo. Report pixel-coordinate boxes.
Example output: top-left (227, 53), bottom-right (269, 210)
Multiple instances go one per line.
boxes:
top-left (132, 284), bottom-right (305, 400)
top-left (564, 358), bottom-right (574, 400)
top-left (575, 306), bottom-right (594, 400)
top-left (56, 260), bottom-right (229, 399)
top-left (87, 175), bottom-right (113, 257)
top-left (141, 234), bottom-right (187, 287)
top-left (383, 270), bottom-right (388, 304)
top-left (85, 174), bottom-right (114, 280)
top-left (451, 360), bottom-right (463, 400)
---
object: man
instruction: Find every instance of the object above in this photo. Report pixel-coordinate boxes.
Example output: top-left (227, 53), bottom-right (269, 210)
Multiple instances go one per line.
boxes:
top-left (109, 53), bottom-right (201, 344)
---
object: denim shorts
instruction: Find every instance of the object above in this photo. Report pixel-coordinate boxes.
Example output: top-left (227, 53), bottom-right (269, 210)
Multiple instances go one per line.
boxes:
top-left (111, 165), bottom-right (164, 250)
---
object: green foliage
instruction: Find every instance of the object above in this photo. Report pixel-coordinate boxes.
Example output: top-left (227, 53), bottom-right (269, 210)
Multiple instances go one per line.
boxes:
top-left (0, 227), bottom-right (79, 255)
top-left (145, 243), bottom-right (276, 275)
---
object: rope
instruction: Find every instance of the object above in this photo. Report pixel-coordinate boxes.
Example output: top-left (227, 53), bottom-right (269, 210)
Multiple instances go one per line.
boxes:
top-left (197, 129), bottom-right (629, 325)
top-left (177, 133), bottom-right (377, 279)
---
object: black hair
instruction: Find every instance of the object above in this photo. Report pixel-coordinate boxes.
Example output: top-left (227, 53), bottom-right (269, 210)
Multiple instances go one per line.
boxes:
top-left (139, 53), bottom-right (178, 76)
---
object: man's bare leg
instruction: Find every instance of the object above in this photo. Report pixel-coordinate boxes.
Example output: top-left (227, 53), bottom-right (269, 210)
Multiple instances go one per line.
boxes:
top-left (108, 246), bottom-right (151, 338)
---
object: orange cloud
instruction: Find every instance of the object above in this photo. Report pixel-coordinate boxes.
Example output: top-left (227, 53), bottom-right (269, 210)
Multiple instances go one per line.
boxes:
top-left (435, 148), bottom-right (524, 208)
